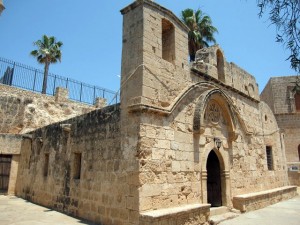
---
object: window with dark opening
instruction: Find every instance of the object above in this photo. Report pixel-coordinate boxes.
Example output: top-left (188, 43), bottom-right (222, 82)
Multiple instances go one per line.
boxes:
top-left (298, 145), bottom-right (300, 161)
top-left (295, 93), bottom-right (300, 111)
top-left (73, 153), bottom-right (82, 179)
top-left (44, 154), bottom-right (49, 177)
top-left (266, 146), bottom-right (273, 170)
top-left (217, 50), bottom-right (225, 82)
top-left (162, 18), bottom-right (175, 64)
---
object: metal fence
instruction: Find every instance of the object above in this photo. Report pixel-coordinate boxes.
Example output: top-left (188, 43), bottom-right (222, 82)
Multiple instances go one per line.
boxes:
top-left (0, 57), bottom-right (120, 105)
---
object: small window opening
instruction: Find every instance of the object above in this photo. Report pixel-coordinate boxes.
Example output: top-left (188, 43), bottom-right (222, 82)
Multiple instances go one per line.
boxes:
top-left (44, 154), bottom-right (49, 177)
top-left (298, 145), bottom-right (300, 162)
top-left (265, 115), bottom-right (268, 121)
top-left (295, 93), bottom-right (300, 111)
top-left (162, 18), bottom-right (175, 64)
top-left (217, 50), bottom-right (225, 82)
top-left (73, 153), bottom-right (82, 179)
top-left (152, 46), bottom-right (156, 53)
top-left (266, 146), bottom-right (274, 170)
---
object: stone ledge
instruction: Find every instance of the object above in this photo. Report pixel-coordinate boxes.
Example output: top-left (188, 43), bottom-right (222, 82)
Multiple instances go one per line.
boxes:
top-left (233, 186), bottom-right (297, 212)
top-left (140, 203), bottom-right (210, 225)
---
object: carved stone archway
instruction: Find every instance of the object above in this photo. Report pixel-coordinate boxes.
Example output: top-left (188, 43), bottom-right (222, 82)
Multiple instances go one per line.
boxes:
top-left (194, 89), bottom-right (235, 207)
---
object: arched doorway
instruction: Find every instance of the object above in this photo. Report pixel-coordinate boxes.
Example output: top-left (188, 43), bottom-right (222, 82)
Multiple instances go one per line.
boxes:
top-left (206, 150), bottom-right (222, 207)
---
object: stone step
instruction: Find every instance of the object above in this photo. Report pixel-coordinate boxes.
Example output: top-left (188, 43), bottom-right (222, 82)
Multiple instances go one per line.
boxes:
top-left (210, 206), bottom-right (229, 216)
top-left (209, 212), bottom-right (240, 225)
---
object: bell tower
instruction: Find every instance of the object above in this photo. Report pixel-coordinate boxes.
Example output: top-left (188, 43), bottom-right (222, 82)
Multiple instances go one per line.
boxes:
top-left (120, 0), bottom-right (189, 110)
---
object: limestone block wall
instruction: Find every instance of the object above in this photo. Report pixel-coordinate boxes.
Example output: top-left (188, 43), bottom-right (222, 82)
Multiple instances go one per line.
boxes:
top-left (16, 105), bottom-right (139, 225)
top-left (260, 76), bottom-right (300, 165)
top-left (134, 82), bottom-right (288, 212)
top-left (276, 116), bottom-right (300, 163)
top-left (120, 0), bottom-right (289, 216)
top-left (0, 84), bottom-right (95, 134)
top-left (0, 134), bottom-right (23, 155)
top-left (261, 76), bottom-right (299, 114)
top-left (194, 46), bottom-right (259, 101)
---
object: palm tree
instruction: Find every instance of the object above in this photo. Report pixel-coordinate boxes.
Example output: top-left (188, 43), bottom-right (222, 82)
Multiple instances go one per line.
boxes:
top-left (181, 8), bottom-right (218, 61)
top-left (30, 35), bottom-right (63, 94)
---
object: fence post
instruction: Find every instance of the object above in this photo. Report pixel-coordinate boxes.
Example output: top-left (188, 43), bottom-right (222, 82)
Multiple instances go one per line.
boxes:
top-left (53, 75), bottom-right (57, 95)
top-left (33, 69), bottom-right (37, 91)
top-left (93, 86), bottom-right (96, 103)
top-left (79, 82), bottom-right (83, 102)
top-left (11, 62), bottom-right (16, 85)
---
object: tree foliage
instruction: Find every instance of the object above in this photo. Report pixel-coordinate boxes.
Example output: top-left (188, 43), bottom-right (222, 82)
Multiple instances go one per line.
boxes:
top-left (181, 8), bottom-right (218, 61)
top-left (31, 35), bottom-right (63, 94)
top-left (257, 0), bottom-right (300, 73)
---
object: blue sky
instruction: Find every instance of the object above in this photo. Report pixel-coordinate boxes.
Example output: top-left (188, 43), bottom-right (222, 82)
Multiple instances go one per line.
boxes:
top-left (0, 0), bottom-right (296, 93)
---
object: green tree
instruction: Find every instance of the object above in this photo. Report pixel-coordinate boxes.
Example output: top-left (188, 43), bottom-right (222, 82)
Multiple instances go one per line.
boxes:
top-left (30, 35), bottom-right (63, 94)
top-left (257, 0), bottom-right (300, 73)
top-left (181, 8), bottom-right (218, 61)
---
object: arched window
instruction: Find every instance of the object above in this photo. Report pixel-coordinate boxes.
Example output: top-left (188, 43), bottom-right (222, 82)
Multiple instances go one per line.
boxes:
top-left (295, 93), bottom-right (300, 111)
top-left (217, 50), bottom-right (225, 82)
top-left (162, 19), bottom-right (175, 64)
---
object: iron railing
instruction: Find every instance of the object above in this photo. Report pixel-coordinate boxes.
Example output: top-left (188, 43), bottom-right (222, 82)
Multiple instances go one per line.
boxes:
top-left (0, 57), bottom-right (120, 105)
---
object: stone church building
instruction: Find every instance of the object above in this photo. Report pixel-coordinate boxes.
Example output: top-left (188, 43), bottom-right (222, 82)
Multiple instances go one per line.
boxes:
top-left (0, 1), bottom-right (297, 225)
top-left (261, 76), bottom-right (300, 186)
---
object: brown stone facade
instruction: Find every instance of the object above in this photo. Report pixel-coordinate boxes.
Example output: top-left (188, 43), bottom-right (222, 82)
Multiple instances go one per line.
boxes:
top-left (261, 76), bottom-right (300, 186)
top-left (2, 1), bottom-right (297, 225)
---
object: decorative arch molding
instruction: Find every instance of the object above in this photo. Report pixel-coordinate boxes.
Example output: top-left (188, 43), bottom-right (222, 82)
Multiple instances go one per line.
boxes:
top-left (128, 81), bottom-right (254, 136)
top-left (193, 87), bottom-right (253, 140)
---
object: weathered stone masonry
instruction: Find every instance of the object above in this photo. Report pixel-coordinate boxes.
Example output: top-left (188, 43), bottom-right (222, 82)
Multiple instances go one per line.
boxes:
top-left (11, 1), bottom-right (298, 225)
top-left (261, 76), bottom-right (300, 186)
top-left (16, 105), bottom-right (129, 224)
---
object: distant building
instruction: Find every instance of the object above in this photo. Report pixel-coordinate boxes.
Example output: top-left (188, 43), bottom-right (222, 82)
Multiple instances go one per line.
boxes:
top-left (0, 0), bottom-right (4, 15)
top-left (261, 76), bottom-right (300, 186)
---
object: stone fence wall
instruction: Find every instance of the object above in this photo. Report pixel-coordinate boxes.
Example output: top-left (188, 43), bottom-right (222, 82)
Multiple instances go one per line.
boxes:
top-left (0, 84), bottom-right (102, 134)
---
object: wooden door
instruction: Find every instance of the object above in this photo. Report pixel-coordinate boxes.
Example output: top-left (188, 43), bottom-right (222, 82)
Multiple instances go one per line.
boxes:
top-left (0, 155), bottom-right (12, 193)
top-left (207, 150), bottom-right (222, 207)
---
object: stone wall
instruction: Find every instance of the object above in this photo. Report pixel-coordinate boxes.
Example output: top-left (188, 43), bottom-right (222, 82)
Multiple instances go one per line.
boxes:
top-left (288, 171), bottom-right (300, 186)
top-left (15, 104), bottom-right (136, 224)
top-left (260, 76), bottom-right (300, 169)
top-left (0, 84), bottom-right (95, 134)
top-left (260, 76), bottom-right (299, 114)
top-left (120, 1), bottom-right (290, 223)
top-left (14, 1), bottom-right (296, 225)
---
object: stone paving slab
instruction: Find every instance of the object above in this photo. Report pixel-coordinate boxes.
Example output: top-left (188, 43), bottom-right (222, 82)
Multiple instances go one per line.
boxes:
top-left (219, 195), bottom-right (300, 225)
top-left (1, 193), bottom-right (299, 225)
top-left (0, 195), bottom-right (93, 225)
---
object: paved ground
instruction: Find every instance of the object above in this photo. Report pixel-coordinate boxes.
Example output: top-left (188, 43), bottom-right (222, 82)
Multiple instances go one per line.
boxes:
top-left (0, 195), bottom-right (93, 225)
top-left (219, 195), bottom-right (300, 225)
top-left (0, 191), bottom-right (299, 225)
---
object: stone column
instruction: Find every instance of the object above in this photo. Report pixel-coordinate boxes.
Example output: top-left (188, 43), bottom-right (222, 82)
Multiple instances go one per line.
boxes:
top-left (221, 170), bottom-right (231, 207)
top-left (55, 87), bottom-right (69, 102)
top-left (7, 155), bottom-right (20, 195)
top-left (201, 170), bottom-right (208, 203)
